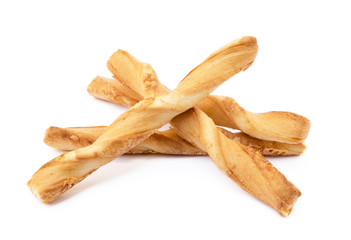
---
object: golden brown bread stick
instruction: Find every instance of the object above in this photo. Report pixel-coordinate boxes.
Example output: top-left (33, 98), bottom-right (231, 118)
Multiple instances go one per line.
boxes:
top-left (88, 79), bottom-right (310, 144)
top-left (87, 75), bottom-right (307, 155)
top-left (196, 96), bottom-right (310, 143)
top-left (106, 46), bottom-right (300, 216)
top-left (44, 126), bottom-right (305, 156)
top-left (172, 109), bottom-right (300, 216)
top-left (28, 36), bottom-right (258, 204)
top-left (44, 126), bottom-right (205, 155)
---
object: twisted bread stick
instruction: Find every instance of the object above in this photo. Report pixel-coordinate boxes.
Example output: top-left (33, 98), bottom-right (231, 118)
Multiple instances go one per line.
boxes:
top-left (106, 47), bottom-right (301, 216)
top-left (88, 77), bottom-right (310, 144)
top-left (44, 125), bottom-right (306, 156)
top-left (86, 75), bottom-right (307, 155)
top-left (196, 96), bottom-right (310, 143)
top-left (44, 126), bottom-right (205, 155)
top-left (171, 109), bottom-right (300, 216)
top-left (28, 36), bottom-right (258, 204)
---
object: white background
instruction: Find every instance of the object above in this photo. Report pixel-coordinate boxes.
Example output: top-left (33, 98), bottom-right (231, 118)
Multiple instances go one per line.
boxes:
top-left (1, 1), bottom-right (350, 239)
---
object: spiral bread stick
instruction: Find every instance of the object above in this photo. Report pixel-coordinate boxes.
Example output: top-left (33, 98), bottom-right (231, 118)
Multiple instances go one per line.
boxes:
top-left (44, 125), bottom-right (305, 156)
top-left (28, 36), bottom-right (258, 204)
top-left (106, 46), bottom-right (301, 216)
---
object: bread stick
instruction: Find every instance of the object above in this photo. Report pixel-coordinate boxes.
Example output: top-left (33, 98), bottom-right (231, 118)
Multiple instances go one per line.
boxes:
top-left (44, 126), bottom-right (205, 155)
top-left (28, 36), bottom-right (258, 204)
top-left (86, 75), bottom-right (307, 155)
top-left (44, 125), bottom-right (305, 156)
top-left (171, 109), bottom-right (300, 216)
top-left (106, 46), bottom-right (301, 216)
top-left (88, 79), bottom-right (310, 144)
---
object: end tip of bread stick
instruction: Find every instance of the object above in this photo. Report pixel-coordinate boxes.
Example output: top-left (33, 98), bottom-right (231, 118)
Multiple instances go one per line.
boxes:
top-left (27, 180), bottom-right (74, 204)
top-left (283, 143), bottom-right (307, 156)
top-left (43, 126), bottom-right (80, 151)
top-left (43, 126), bottom-right (59, 148)
top-left (27, 151), bottom-right (89, 204)
top-left (205, 36), bottom-right (258, 61)
top-left (176, 36), bottom-right (258, 90)
top-left (43, 126), bottom-right (87, 151)
top-left (27, 171), bottom-right (82, 204)
top-left (87, 75), bottom-right (100, 95)
top-left (278, 190), bottom-right (301, 217)
top-left (106, 49), bottom-right (134, 76)
top-left (27, 180), bottom-right (50, 204)
top-left (239, 36), bottom-right (257, 45)
top-left (235, 36), bottom-right (258, 71)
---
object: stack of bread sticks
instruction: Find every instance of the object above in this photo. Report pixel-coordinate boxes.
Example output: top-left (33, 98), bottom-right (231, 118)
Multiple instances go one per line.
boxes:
top-left (28, 36), bottom-right (310, 216)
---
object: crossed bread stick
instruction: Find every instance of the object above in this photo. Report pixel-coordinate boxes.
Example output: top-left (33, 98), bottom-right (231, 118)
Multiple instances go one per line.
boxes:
top-left (44, 126), bottom-right (306, 156)
top-left (103, 47), bottom-right (300, 216)
top-left (28, 36), bottom-right (258, 204)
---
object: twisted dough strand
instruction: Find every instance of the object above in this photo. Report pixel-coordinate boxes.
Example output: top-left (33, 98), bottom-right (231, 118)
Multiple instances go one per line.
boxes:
top-left (28, 36), bottom-right (258, 204)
